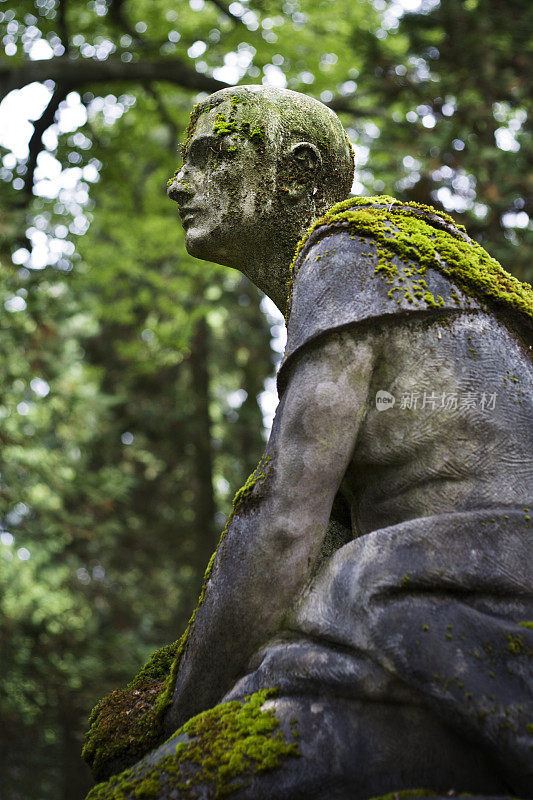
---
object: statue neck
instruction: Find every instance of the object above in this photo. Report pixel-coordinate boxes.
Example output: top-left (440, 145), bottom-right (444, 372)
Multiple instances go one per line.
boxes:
top-left (241, 248), bottom-right (293, 317)
top-left (239, 206), bottom-right (320, 317)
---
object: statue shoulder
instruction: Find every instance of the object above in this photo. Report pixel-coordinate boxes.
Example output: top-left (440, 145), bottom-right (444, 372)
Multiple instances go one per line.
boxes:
top-left (281, 221), bottom-right (477, 376)
top-left (280, 196), bottom-right (533, 389)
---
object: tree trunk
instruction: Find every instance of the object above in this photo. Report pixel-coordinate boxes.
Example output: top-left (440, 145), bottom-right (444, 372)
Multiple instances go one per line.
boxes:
top-left (59, 699), bottom-right (93, 800)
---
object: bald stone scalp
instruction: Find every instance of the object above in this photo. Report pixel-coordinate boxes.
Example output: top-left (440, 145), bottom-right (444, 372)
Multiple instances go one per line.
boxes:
top-left (184, 85), bottom-right (355, 211)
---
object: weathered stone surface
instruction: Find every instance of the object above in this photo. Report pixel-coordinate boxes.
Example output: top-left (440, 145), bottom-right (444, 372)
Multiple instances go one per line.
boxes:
top-left (84, 87), bottom-right (533, 800)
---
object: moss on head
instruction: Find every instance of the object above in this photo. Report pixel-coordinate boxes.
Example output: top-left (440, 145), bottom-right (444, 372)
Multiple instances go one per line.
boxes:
top-left (208, 101), bottom-right (266, 154)
top-left (180, 86), bottom-right (354, 210)
top-left (85, 689), bottom-right (299, 800)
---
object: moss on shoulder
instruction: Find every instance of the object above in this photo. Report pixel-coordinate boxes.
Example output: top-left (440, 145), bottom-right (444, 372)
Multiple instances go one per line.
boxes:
top-left (85, 688), bottom-right (299, 800)
top-left (83, 453), bottom-right (274, 781)
top-left (287, 195), bottom-right (533, 324)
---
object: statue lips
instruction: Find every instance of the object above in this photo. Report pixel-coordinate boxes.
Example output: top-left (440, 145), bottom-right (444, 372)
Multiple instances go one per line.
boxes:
top-left (178, 206), bottom-right (199, 228)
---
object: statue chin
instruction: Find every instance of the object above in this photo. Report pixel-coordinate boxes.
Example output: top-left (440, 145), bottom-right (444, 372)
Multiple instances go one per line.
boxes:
top-left (185, 226), bottom-right (240, 270)
top-left (184, 227), bottom-right (217, 261)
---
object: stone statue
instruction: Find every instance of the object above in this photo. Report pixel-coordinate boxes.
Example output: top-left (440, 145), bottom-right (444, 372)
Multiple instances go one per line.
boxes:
top-left (83, 87), bottom-right (533, 800)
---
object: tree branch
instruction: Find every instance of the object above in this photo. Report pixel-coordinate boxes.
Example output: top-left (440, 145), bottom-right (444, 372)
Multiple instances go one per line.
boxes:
top-left (0, 56), bottom-right (230, 103)
top-left (326, 98), bottom-right (387, 117)
top-left (24, 86), bottom-right (68, 197)
top-left (107, 0), bottom-right (160, 50)
top-left (145, 83), bottom-right (180, 149)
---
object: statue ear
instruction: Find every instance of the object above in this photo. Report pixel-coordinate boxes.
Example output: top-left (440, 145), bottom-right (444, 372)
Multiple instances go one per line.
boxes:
top-left (285, 142), bottom-right (322, 199)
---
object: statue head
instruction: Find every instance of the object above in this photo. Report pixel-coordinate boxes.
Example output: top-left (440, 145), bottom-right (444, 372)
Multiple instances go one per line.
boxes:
top-left (167, 86), bottom-right (354, 312)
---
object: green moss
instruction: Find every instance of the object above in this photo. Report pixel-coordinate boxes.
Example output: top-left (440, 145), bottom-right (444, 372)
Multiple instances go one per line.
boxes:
top-left (232, 454), bottom-right (272, 508)
top-left (181, 102), bottom-right (203, 157)
top-left (180, 94), bottom-right (266, 164)
top-left (83, 453), bottom-right (274, 780)
top-left (213, 111), bottom-right (235, 138)
top-left (211, 109), bottom-right (266, 149)
top-left (85, 689), bottom-right (299, 800)
top-left (505, 633), bottom-right (527, 656)
top-left (286, 195), bottom-right (533, 323)
top-left (81, 641), bottom-right (181, 780)
top-left (518, 621), bottom-right (533, 630)
top-left (422, 291), bottom-right (445, 308)
top-left (249, 126), bottom-right (265, 145)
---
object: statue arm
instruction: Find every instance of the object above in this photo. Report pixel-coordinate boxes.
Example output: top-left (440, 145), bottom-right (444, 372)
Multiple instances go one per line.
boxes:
top-left (165, 328), bottom-right (376, 730)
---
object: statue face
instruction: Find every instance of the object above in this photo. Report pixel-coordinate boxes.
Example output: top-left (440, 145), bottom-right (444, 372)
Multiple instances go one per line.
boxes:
top-left (168, 102), bottom-right (277, 267)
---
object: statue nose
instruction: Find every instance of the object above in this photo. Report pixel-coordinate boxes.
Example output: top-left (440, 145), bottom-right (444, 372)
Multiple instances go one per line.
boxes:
top-left (167, 168), bottom-right (195, 203)
top-left (167, 178), bottom-right (186, 202)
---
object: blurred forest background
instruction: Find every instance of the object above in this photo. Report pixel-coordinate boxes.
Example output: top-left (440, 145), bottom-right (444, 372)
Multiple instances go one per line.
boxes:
top-left (0, 0), bottom-right (531, 798)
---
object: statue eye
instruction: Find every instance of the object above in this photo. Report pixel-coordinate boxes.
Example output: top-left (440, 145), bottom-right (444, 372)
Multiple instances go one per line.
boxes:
top-left (188, 139), bottom-right (210, 167)
top-left (218, 136), bottom-right (239, 156)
